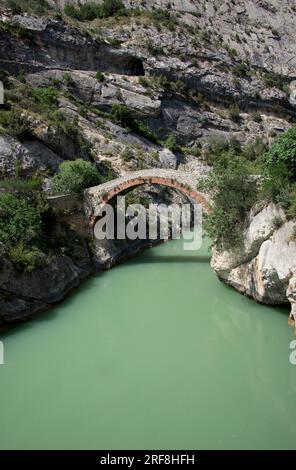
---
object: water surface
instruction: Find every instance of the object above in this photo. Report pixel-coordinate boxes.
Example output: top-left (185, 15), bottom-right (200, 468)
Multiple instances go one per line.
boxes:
top-left (0, 238), bottom-right (295, 449)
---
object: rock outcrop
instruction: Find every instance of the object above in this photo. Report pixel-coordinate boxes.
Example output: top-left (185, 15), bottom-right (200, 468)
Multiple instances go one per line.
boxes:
top-left (211, 203), bottom-right (296, 325)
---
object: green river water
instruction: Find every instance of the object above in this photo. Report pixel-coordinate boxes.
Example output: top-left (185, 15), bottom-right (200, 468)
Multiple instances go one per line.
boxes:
top-left (0, 238), bottom-right (295, 450)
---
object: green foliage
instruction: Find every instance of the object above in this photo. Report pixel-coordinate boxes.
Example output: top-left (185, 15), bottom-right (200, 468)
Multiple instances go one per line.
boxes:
top-left (0, 192), bottom-right (43, 246)
top-left (149, 8), bottom-right (179, 31)
top-left (262, 71), bottom-right (285, 90)
top-left (288, 186), bottom-right (296, 219)
top-left (51, 159), bottom-right (101, 194)
top-left (146, 40), bottom-right (164, 56)
top-left (233, 62), bottom-right (249, 77)
top-left (228, 105), bottom-right (240, 122)
top-left (0, 182), bottom-right (50, 271)
top-left (163, 133), bottom-right (181, 153)
top-left (198, 157), bottom-right (258, 249)
top-left (264, 126), bottom-right (296, 181)
top-left (31, 87), bottom-right (58, 106)
top-left (4, 0), bottom-right (52, 15)
top-left (64, 4), bottom-right (81, 19)
top-left (8, 243), bottom-right (43, 273)
top-left (242, 137), bottom-right (267, 161)
top-left (0, 177), bottom-right (42, 193)
top-left (110, 104), bottom-right (158, 142)
top-left (63, 72), bottom-right (75, 87)
top-left (251, 111), bottom-right (262, 123)
top-left (64, 0), bottom-right (126, 21)
top-left (96, 71), bottom-right (105, 82)
top-left (272, 216), bottom-right (283, 229)
top-left (111, 104), bottom-right (134, 128)
top-left (0, 109), bottom-right (33, 140)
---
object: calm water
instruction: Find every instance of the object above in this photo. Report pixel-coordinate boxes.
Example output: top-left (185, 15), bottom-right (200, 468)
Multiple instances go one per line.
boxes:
top-left (0, 238), bottom-right (295, 450)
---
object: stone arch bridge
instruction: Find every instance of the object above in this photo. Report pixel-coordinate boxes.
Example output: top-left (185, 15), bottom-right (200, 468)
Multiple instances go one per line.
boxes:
top-left (84, 169), bottom-right (209, 227)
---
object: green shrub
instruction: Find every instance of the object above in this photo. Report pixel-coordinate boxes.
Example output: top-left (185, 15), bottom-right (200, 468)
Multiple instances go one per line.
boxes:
top-left (149, 8), bottom-right (178, 31)
top-left (243, 137), bottom-right (267, 161)
top-left (51, 159), bottom-right (101, 194)
top-left (136, 121), bottom-right (158, 143)
top-left (228, 105), bottom-right (240, 122)
top-left (64, 0), bottom-right (126, 21)
top-left (63, 72), bottom-right (75, 87)
top-left (121, 148), bottom-right (134, 162)
top-left (264, 126), bottom-right (296, 181)
top-left (263, 71), bottom-right (284, 90)
top-left (163, 133), bottom-right (181, 153)
top-left (0, 110), bottom-right (33, 140)
top-left (64, 4), bottom-right (82, 19)
top-left (111, 104), bottom-right (134, 128)
top-left (233, 62), bottom-right (249, 77)
top-left (288, 186), bottom-right (296, 219)
top-left (96, 71), bottom-right (105, 82)
top-left (272, 216), bottom-right (283, 229)
top-left (31, 87), bottom-right (58, 106)
top-left (198, 157), bottom-right (257, 249)
top-left (251, 111), bottom-right (262, 123)
top-left (8, 243), bottom-right (43, 272)
top-left (0, 177), bottom-right (42, 193)
top-left (5, 0), bottom-right (52, 15)
top-left (0, 193), bottom-right (43, 245)
top-left (203, 135), bottom-right (232, 164)
top-left (110, 104), bottom-right (158, 142)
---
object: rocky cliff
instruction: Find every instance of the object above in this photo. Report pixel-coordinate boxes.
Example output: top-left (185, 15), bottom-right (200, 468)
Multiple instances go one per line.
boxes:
top-left (211, 203), bottom-right (296, 330)
top-left (0, 0), bottom-right (296, 327)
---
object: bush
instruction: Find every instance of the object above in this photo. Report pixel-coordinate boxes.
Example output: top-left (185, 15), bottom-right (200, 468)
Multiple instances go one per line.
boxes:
top-left (264, 126), bottom-right (296, 181)
top-left (251, 111), bottom-right (262, 123)
top-left (0, 193), bottom-right (43, 245)
top-left (64, 4), bottom-right (82, 19)
top-left (272, 216), bottom-right (283, 229)
top-left (198, 156), bottom-right (257, 249)
top-left (0, 110), bottom-right (33, 140)
top-left (288, 186), bottom-right (296, 219)
top-left (96, 71), bottom-right (105, 82)
top-left (263, 71), bottom-right (284, 90)
top-left (63, 72), bottom-right (75, 87)
top-left (64, 0), bottom-right (126, 21)
top-left (8, 243), bottom-right (43, 272)
top-left (5, 0), bottom-right (52, 15)
top-left (233, 62), bottom-right (249, 77)
top-left (149, 8), bottom-right (178, 30)
top-left (243, 137), bottom-right (267, 161)
top-left (110, 104), bottom-right (158, 142)
top-left (228, 105), bottom-right (240, 122)
top-left (31, 87), bottom-right (58, 106)
top-left (51, 159), bottom-right (101, 194)
top-left (111, 104), bottom-right (134, 128)
top-left (163, 133), bottom-right (181, 153)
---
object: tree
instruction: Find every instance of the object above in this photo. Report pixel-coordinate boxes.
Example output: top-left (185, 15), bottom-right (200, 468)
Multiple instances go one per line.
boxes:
top-left (198, 157), bottom-right (257, 249)
top-left (0, 193), bottom-right (42, 245)
top-left (264, 126), bottom-right (296, 181)
top-left (51, 159), bottom-right (101, 194)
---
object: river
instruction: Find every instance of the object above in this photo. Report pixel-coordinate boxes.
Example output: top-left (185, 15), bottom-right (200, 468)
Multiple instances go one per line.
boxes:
top-left (0, 237), bottom-right (295, 450)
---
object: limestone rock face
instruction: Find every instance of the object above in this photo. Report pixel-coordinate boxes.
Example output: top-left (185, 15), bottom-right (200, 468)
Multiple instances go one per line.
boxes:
top-left (211, 203), bottom-right (296, 318)
top-left (158, 148), bottom-right (179, 169)
top-left (0, 253), bottom-right (93, 324)
top-left (0, 135), bottom-right (63, 176)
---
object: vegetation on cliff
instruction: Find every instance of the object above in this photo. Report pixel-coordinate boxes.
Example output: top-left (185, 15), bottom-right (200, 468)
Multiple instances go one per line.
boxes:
top-left (201, 127), bottom-right (296, 249)
top-left (51, 159), bottom-right (101, 195)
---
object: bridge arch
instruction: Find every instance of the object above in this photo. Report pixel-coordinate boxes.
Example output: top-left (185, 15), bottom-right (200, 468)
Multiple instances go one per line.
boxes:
top-left (84, 169), bottom-right (209, 227)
